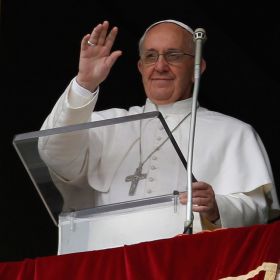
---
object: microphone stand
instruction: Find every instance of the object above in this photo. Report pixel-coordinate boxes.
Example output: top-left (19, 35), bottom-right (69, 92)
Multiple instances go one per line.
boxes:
top-left (184, 28), bottom-right (207, 234)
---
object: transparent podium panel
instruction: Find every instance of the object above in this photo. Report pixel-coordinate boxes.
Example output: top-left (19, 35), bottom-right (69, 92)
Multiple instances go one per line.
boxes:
top-left (13, 111), bottom-right (201, 254)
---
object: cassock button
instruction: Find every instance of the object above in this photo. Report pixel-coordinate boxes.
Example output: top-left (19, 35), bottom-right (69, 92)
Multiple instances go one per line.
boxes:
top-left (146, 188), bottom-right (152, 193)
top-left (157, 136), bottom-right (162, 141)
top-left (148, 177), bottom-right (154, 182)
top-left (152, 155), bottom-right (157, 160)
top-left (150, 165), bottom-right (156, 170)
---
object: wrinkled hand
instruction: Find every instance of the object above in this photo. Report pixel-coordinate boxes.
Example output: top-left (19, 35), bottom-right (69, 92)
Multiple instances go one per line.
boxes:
top-left (77, 20), bottom-right (122, 92)
top-left (179, 181), bottom-right (220, 223)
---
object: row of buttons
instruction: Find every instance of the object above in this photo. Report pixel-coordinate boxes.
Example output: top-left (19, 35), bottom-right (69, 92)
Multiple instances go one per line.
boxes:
top-left (145, 119), bottom-right (167, 194)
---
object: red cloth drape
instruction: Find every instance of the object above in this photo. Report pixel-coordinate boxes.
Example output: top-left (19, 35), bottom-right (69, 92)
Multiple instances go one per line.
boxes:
top-left (1, 221), bottom-right (280, 280)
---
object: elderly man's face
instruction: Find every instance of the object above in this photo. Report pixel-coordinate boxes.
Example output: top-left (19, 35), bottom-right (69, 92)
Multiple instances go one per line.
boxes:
top-left (138, 23), bottom-right (202, 105)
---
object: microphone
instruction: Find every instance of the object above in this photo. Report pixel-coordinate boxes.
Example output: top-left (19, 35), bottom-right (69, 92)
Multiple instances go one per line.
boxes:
top-left (184, 27), bottom-right (207, 234)
top-left (193, 28), bottom-right (207, 79)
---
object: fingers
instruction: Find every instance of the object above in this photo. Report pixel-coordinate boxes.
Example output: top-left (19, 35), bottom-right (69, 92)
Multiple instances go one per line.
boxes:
top-left (166, 184), bottom-right (219, 222)
top-left (104, 26), bottom-right (119, 51)
top-left (180, 193), bottom-right (218, 221)
top-left (193, 182), bottom-right (214, 198)
top-left (87, 21), bottom-right (118, 49)
top-left (179, 192), bottom-right (187, 204)
top-left (96, 21), bottom-right (109, 45)
top-left (88, 23), bottom-right (103, 45)
top-left (192, 204), bottom-right (211, 212)
top-left (179, 193), bottom-right (213, 207)
top-left (106, 50), bottom-right (123, 69)
top-left (178, 182), bottom-right (215, 208)
top-left (81, 34), bottom-right (91, 51)
top-left (192, 181), bottom-right (210, 191)
top-left (192, 196), bottom-right (212, 208)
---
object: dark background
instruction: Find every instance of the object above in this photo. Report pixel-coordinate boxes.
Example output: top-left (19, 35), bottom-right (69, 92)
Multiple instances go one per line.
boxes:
top-left (1, 1), bottom-right (280, 262)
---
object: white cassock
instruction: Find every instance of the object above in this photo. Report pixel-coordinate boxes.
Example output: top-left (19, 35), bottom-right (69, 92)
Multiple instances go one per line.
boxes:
top-left (38, 79), bottom-right (279, 254)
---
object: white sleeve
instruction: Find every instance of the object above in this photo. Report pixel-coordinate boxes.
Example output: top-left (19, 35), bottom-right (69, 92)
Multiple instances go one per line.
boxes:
top-left (38, 78), bottom-right (100, 181)
top-left (215, 186), bottom-right (269, 228)
top-left (69, 77), bottom-right (98, 108)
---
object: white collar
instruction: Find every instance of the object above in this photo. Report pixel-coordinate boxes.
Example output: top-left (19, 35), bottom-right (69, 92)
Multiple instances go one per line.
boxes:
top-left (145, 98), bottom-right (195, 116)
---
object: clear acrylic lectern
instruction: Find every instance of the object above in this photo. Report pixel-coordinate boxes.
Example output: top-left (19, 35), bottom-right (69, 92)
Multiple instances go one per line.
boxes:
top-left (13, 111), bottom-right (202, 255)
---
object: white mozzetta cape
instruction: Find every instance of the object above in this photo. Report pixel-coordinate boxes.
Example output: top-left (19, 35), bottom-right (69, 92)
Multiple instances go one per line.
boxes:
top-left (39, 80), bottom-right (279, 237)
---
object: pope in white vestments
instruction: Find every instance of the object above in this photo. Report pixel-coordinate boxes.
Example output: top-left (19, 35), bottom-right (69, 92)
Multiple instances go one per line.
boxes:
top-left (38, 19), bottom-right (279, 252)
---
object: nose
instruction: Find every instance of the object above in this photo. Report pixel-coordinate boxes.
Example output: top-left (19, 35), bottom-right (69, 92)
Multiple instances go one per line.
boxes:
top-left (154, 55), bottom-right (170, 71)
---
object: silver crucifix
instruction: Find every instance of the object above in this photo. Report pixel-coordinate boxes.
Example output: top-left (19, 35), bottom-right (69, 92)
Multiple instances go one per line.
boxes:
top-left (125, 164), bottom-right (147, 196)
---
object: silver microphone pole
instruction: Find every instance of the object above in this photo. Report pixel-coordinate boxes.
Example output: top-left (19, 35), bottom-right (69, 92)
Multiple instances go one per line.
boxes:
top-left (184, 28), bottom-right (207, 234)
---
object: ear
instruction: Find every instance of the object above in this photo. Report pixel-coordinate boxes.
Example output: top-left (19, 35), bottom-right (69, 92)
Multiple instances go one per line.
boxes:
top-left (137, 59), bottom-right (143, 74)
top-left (191, 58), bottom-right (207, 82)
top-left (200, 58), bottom-right (206, 75)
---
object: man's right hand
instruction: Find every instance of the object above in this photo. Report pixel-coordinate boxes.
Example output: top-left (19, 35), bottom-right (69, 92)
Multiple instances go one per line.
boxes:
top-left (76, 20), bottom-right (122, 92)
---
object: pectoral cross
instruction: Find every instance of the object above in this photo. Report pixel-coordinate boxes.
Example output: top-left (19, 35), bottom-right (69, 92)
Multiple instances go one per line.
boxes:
top-left (125, 164), bottom-right (147, 196)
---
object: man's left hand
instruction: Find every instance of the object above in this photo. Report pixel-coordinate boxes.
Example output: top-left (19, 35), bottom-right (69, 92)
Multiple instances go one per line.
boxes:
top-left (179, 181), bottom-right (220, 223)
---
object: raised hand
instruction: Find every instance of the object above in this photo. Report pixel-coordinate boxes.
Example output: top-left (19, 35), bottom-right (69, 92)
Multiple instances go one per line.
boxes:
top-left (77, 20), bottom-right (122, 92)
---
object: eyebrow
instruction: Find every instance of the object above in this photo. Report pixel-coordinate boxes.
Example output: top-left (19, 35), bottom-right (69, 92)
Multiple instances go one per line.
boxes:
top-left (144, 48), bottom-right (183, 52)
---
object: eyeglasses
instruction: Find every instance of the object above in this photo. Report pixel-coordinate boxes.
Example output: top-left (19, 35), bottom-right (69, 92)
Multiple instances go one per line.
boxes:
top-left (141, 50), bottom-right (194, 65)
